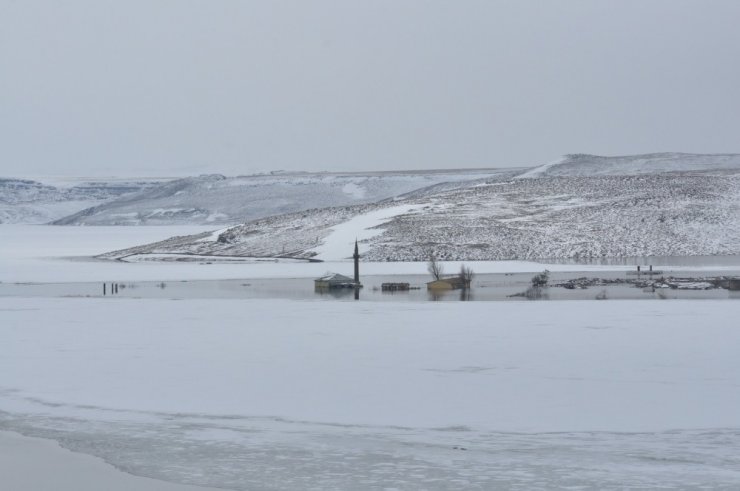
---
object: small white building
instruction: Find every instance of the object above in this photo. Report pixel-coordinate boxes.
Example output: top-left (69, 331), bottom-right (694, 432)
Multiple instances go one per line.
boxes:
top-left (314, 273), bottom-right (358, 290)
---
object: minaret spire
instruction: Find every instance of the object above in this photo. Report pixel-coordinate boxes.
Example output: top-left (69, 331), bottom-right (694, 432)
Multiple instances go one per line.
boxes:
top-left (353, 238), bottom-right (360, 285)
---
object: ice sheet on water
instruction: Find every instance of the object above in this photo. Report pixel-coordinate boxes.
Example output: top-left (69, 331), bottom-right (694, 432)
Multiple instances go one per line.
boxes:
top-left (2, 297), bottom-right (740, 489)
top-left (3, 405), bottom-right (740, 490)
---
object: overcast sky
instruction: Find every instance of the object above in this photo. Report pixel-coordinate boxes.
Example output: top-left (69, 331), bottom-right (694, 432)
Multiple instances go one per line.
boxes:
top-left (2, 0), bottom-right (740, 177)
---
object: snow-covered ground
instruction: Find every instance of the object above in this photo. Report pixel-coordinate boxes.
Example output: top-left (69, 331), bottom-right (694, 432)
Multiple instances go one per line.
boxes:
top-left (5, 225), bottom-right (740, 284)
top-left (0, 224), bottom-right (218, 283)
top-left (1, 297), bottom-right (739, 490)
top-left (309, 204), bottom-right (425, 261)
top-left (105, 166), bottom-right (740, 262)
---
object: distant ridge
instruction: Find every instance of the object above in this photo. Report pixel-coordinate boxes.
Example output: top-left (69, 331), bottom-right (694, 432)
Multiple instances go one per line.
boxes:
top-left (50, 169), bottom-right (505, 226)
top-left (518, 152), bottom-right (740, 178)
top-left (0, 178), bottom-right (158, 224)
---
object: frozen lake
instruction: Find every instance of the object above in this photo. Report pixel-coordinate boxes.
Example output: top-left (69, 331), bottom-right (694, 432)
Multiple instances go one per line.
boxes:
top-left (2, 297), bottom-right (740, 490)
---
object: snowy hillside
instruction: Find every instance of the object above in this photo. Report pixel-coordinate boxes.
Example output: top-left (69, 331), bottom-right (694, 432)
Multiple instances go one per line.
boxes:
top-left (363, 171), bottom-right (740, 261)
top-left (518, 152), bottom-right (740, 178)
top-left (0, 178), bottom-right (159, 224)
top-left (101, 162), bottom-right (740, 261)
top-left (52, 170), bottom-right (504, 226)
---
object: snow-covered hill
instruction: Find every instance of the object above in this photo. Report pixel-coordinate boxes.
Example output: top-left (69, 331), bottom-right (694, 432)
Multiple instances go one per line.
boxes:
top-left (518, 152), bottom-right (740, 178)
top-left (362, 171), bottom-right (740, 261)
top-left (0, 178), bottom-right (160, 224)
top-left (100, 156), bottom-right (740, 262)
top-left (53, 170), bottom-right (504, 226)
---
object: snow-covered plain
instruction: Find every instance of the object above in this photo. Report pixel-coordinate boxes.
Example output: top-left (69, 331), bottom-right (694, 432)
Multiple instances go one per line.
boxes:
top-left (1, 297), bottom-right (740, 490)
top-left (0, 224), bottom-right (218, 283)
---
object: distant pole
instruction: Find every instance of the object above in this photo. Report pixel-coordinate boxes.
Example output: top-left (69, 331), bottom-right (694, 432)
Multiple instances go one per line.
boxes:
top-left (103, 283), bottom-right (106, 296)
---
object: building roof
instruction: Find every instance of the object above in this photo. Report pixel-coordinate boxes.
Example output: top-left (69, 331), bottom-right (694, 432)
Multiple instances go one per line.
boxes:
top-left (315, 273), bottom-right (355, 283)
top-left (426, 276), bottom-right (466, 286)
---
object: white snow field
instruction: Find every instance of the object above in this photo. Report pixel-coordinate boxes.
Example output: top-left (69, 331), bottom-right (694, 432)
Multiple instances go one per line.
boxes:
top-left (1, 297), bottom-right (740, 490)
top-left (308, 204), bottom-right (426, 260)
top-left (0, 224), bottom-right (217, 283)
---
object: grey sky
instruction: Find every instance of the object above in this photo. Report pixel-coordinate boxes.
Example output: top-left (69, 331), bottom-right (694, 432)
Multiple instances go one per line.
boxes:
top-left (2, 0), bottom-right (740, 177)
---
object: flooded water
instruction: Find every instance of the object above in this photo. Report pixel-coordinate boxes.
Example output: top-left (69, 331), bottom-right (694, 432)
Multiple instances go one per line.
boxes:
top-left (2, 270), bottom-right (738, 302)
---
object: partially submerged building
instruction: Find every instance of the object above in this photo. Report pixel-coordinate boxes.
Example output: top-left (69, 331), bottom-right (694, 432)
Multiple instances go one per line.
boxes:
top-left (314, 240), bottom-right (363, 291)
top-left (382, 282), bottom-right (410, 291)
top-left (314, 273), bottom-right (358, 290)
top-left (427, 276), bottom-right (470, 290)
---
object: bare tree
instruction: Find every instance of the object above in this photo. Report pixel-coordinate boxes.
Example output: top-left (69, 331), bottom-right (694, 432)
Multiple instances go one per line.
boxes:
top-left (427, 252), bottom-right (443, 280)
top-left (523, 269), bottom-right (549, 299)
top-left (458, 264), bottom-right (474, 289)
top-left (531, 270), bottom-right (550, 287)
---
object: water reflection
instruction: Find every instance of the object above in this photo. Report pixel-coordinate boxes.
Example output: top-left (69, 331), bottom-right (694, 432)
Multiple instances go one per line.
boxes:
top-left (426, 288), bottom-right (472, 301)
top-left (1, 270), bottom-right (738, 302)
top-left (427, 290), bottom-right (443, 302)
top-left (313, 287), bottom-right (357, 300)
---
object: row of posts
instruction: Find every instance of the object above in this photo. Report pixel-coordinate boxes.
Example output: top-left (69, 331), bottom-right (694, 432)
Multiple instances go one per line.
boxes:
top-left (103, 282), bottom-right (119, 295)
